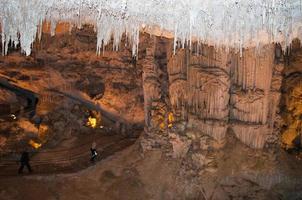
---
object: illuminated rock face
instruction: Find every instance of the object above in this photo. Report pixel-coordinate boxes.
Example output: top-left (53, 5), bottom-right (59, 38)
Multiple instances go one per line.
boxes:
top-left (230, 46), bottom-right (275, 148)
top-left (165, 44), bottom-right (283, 149)
top-left (280, 43), bottom-right (302, 149)
top-left (281, 81), bottom-right (302, 149)
top-left (141, 37), bottom-right (170, 135)
top-left (142, 43), bottom-right (162, 129)
top-left (168, 47), bottom-right (229, 146)
top-left (0, 1), bottom-right (298, 151)
top-left (0, 22), bottom-right (286, 150)
top-left (140, 40), bottom-right (283, 150)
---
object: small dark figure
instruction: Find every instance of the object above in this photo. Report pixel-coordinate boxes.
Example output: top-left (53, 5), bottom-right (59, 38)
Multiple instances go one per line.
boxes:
top-left (18, 151), bottom-right (32, 174)
top-left (33, 115), bottom-right (42, 129)
top-left (90, 148), bottom-right (98, 162)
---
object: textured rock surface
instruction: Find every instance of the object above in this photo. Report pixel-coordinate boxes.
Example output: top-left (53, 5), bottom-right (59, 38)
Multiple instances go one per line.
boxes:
top-left (230, 45), bottom-right (278, 149)
top-left (1, 0), bottom-right (301, 57)
top-left (0, 24), bottom-right (286, 153)
top-left (165, 44), bottom-right (283, 149)
top-left (0, 25), bottom-right (145, 152)
top-left (280, 41), bottom-right (302, 149)
top-left (0, 25), bottom-right (302, 200)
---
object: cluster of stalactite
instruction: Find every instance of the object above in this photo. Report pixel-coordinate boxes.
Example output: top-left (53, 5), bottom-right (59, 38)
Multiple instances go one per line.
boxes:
top-left (161, 44), bottom-right (284, 149)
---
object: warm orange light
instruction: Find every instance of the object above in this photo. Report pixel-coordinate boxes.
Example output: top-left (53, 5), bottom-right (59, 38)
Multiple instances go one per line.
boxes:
top-left (29, 139), bottom-right (42, 149)
top-left (168, 112), bottom-right (174, 128)
top-left (87, 116), bottom-right (97, 128)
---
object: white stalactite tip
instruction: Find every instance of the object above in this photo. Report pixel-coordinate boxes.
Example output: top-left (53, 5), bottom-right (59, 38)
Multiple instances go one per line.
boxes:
top-left (0, 0), bottom-right (301, 56)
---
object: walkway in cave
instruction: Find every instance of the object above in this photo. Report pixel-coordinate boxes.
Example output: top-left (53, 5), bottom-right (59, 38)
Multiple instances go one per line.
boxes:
top-left (0, 77), bottom-right (38, 119)
top-left (0, 128), bottom-right (139, 177)
top-left (0, 74), bottom-right (143, 177)
top-left (47, 88), bottom-right (132, 125)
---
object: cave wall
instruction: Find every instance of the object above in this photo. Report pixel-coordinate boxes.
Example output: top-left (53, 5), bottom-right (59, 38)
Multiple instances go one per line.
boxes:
top-left (0, 25), bottom-right (147, 151)
top-left (280, 39), bottom-right (302, 149)
top-left (163, 44), bottom-right (283, 149)
top-left (0, 23), bottom-right (285, 150)
top-left (0, 24), bottom-right (145, 121)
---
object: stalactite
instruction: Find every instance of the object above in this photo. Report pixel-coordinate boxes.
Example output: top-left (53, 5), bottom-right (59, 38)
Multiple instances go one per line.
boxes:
top-left (1, 0), bottom-right (302, 56)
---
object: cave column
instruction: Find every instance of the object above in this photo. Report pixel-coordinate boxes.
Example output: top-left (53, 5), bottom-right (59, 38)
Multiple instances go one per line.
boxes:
top-left (140, 36), bottom-right (170, 150)
top-left (167, 46), bottom-right (231, 147)
top-left (229, 44), bottom-right (282, 149)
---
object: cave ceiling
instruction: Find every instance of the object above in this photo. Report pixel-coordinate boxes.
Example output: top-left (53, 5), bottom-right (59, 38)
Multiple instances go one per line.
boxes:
top-left (0, 0), bottom-right (302, 56)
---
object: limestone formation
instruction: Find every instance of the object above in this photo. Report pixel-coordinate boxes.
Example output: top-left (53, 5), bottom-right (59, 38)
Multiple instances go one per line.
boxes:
top-left (163, 44), bottom-right (284, 149)
top-left (142, 37), bottom-right (168, 132)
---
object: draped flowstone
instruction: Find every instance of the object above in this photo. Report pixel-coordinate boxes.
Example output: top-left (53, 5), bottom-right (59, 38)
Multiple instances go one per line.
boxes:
top-left (160, 44), bottom-right (283, 149)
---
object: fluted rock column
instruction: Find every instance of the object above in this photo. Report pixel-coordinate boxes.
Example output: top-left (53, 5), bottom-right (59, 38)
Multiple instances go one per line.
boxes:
top-left (141, 37), bottom-right (169, 134)
top-left (167, 45), bottom-right (231, 145)
top-left (167, 49), bottom-right (188, 121)
top-left (230, 45), bottom-right (283, 148)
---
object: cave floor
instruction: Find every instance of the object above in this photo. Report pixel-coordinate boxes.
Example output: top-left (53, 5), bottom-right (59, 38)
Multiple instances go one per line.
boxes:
top-left (0, 129), bottom-right (137, 177)
top-left (1, 134), bottom-right (302, 200)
